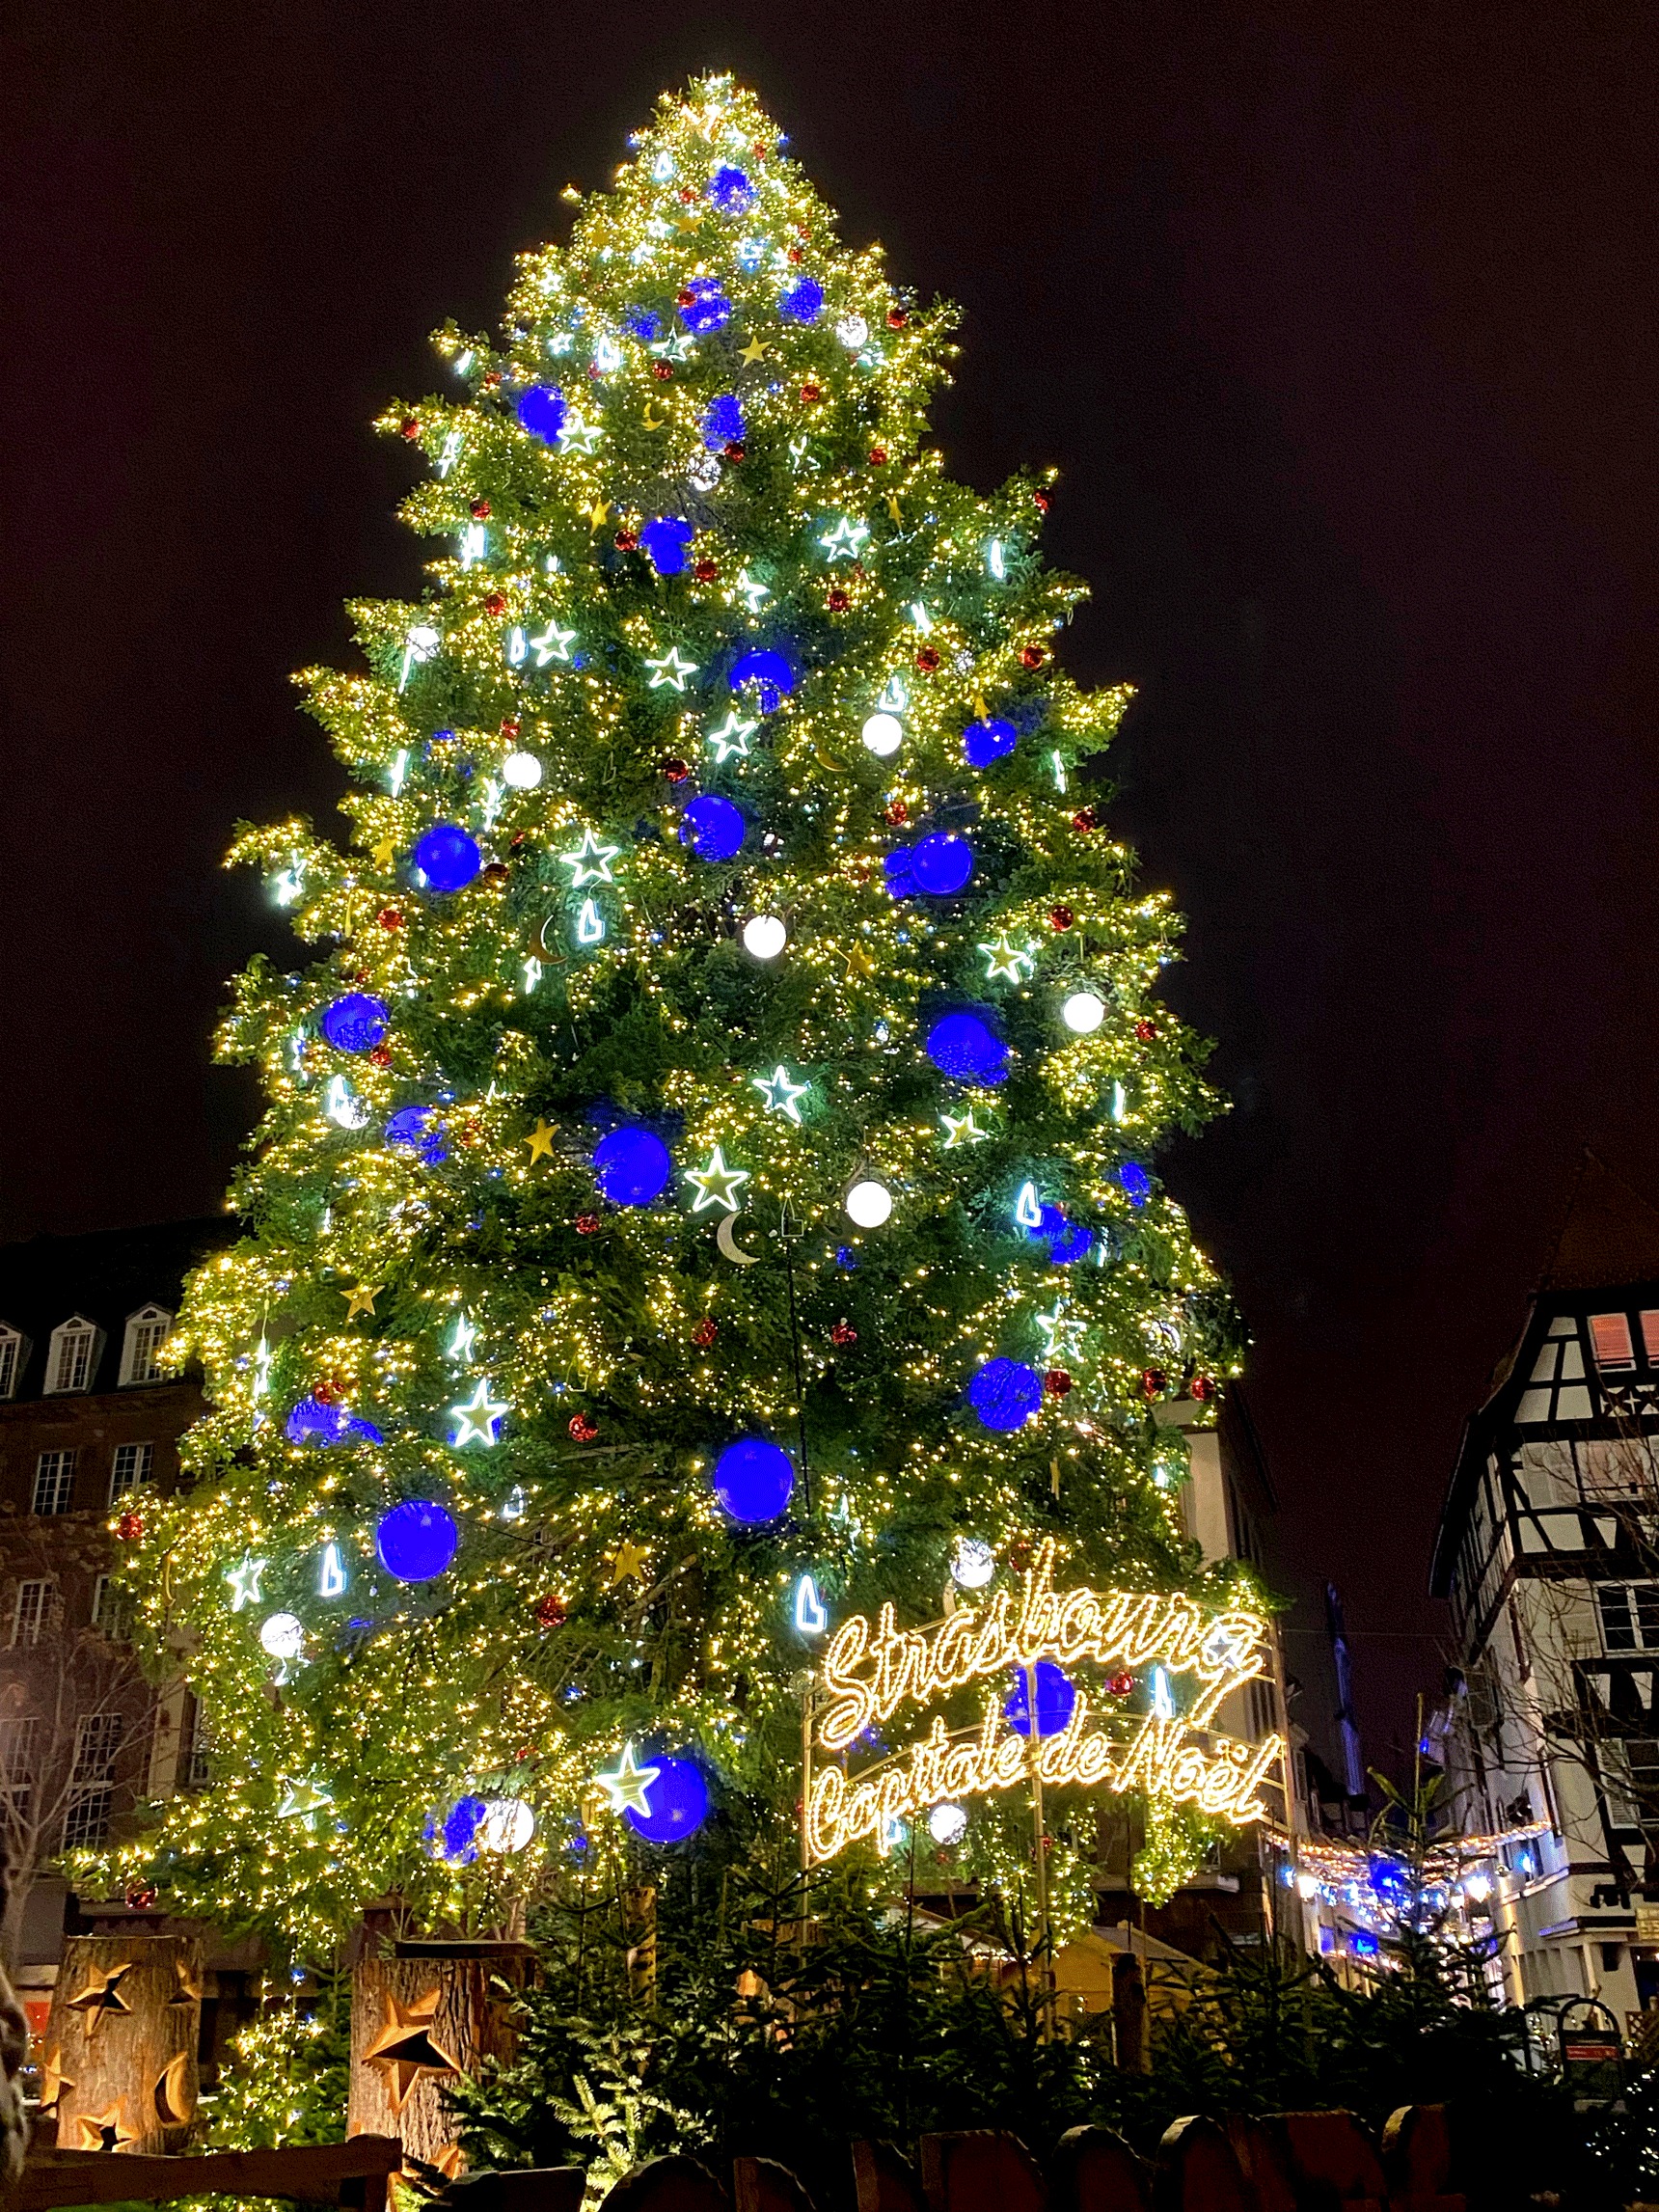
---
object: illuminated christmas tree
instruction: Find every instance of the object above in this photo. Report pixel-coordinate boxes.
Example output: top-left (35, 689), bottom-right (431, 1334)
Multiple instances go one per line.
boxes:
top-left (114, 75), bottom-right (1273, 1957)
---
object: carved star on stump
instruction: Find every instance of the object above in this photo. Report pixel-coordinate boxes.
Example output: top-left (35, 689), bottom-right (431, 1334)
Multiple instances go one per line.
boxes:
top-left (66, 1963), bottom-right (133, 2034)
top-left (364, 1988), bottom-right (459, 2114)
top-left (71, 2102), bottom-right (136, 2152)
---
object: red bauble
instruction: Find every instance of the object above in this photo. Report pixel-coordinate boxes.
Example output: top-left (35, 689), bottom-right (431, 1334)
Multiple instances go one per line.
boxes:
top-left (886, 308), bottom-right (908, 329)
top-left (1108, 1671), bottom-right (1134, 1697)
top-left (787, 245), bottom-right (804, 264)
top-left (313, 1380), bottom-right (338, 1405)
top-left (483, 592), bottom-right (507, 616)
top-left (1044, 1368), bottom-right (1073, 1397)
top-left (722, 441), bottom-right (746, 462)
top-left (869, 446), bottom-right (888, 466)
top-left (614, 529), bottom-right (639, 552)
top-left (915, 646), bottom-right (940, 672)
top-left (884, 800), bottom-right (909, 826)
top-left (827, 587), bottom-right (850, 613)
top-left (481, 862), bottom-right (509, 886)
top-left (830, 1320), bottom-right (858, 1347)
top-left (124, 1884), bottom-right (157, 1910)
top-left (1047, 905), bottom-right (1074, 931)
top-left (1008, 1537), bottom-right (1033, 1570)
top-left (652, 360), bottom-right (673, 381)
top-left (678, 186), bottom-right (696, 203)
top-left (1135, 1019), bottom-right (1157, 1042)
top-left (470, 498), bottom-right (491, 518)
top-left (501, 717), bottom-right (521, 739)
top-left (399, 417), bottom-right (420, 441)
top-left (660, 757), bottom-right (691, 783)
top-left (801, 382), bottom-right (823, 404)
top-left (1140, 1367), bottom-right (1167, 1400)
top-left (368, 1045), bottom-right (392, 1068)
top-left (1020, 644), bottom-right (1047, 669)
top-left (482, 369), bottom-right (503, 389)
top-left (693, 1318), bottom-right (718, 1348)
top-left (676, 287), bottom-right (697, 309)
top-left (694, 559), bottom-right (720, 583)
top-left (377, 907), bottom-right (403, 931)
top-left (534, 1593), bottom-right (566, 1630)
top-left (1072, 806), bottom-right (1101, 832)
top-left (1034, 490), bottom-right (1050, 512)
top-left (1188, 1373), bottom-right (1214, 1403)
top-left (568, 1413), bottom-right (599, 1443)
top-left (117, 1512), bottom-right (145, 1543)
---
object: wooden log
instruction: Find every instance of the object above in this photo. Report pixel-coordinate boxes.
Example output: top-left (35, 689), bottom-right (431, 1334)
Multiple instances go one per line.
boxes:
top-left (852, 2142), bottom-right (926, 2212)
top-left (439, 2168), bottom-right (587, 2212)
top-left (732, 2156), bottom-right (818, 2212)
top-left (17, 2133), bottom-right (400, 2211)
top-left (1262, 2111), bottom-right (1384, 2206)
top-left (919, 2134), bottom-right (1046, 2212)
top-left (1222, 2119), bottom-right (1295, 2212)
top-left (598, 2155), bottom-right (728, 2212)
top-left (1049, 2125), bottom-right (1151, 2212)
top-left (41, 1934), bottom-right (202, 2157)
top-left (348, 1945), bottom-right (535, 2177)
top-left (1152, 2118), bottom-right (1252, 2212)
top-left (1379, 2108), bottom-right (1453, 2199)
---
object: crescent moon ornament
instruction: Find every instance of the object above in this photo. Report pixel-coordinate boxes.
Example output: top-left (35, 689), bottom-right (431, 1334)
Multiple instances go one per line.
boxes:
top-left (717, 1214), bottom-right (760, 1267)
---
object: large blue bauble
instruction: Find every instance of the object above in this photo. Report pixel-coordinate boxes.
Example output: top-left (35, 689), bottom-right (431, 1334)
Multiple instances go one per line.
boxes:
top-left (707, 166), bottom-right (755, 212)
top-left (963, 718), bottom-right (1019, 768)
top-left (728, 647), bottom-right (795, 714)
top-left (414, 824), bottom-right (482, 894)
top-left (679, 794), bottom-right (746, 862)
top-left (925, 1012), bottom-right (1007, 1085)
top-left (911, 833), bottom-right (974, 895)
top-left (517, 386), bottom-right (566, 445)
top-left (639, 517), bottom-right (694, 576)
top-left (320, 993), bottom-right (389, 1053)
top-left (1004, 1661), bottom-right (1077, 1738)
top-left (967, 1357), bottom-right (1043, 1433)
top-left (713, 1436), bottom-right (795, 1523)
top-left (375, 1499), bottom-right (459, 1582)
top-left (385, 1105), bottom-right (448, 1165)
top-left (426, 1794), bottom-right (486, 1865)
top-left (1118, 1161), bottom-right (1152, 1208)
top-left (679, 279), bottom-right (732, 335)
top-left (778, 277), bottom-right (824, 323)
top-left (624, 1755), bottom-right (710, 1843)
top-left (701, 395), bottom-right (745, 450)
top-left (594, 1127), bottom-right (673, 1207)
top-left (286, 1398), bottom-right (385, 1448)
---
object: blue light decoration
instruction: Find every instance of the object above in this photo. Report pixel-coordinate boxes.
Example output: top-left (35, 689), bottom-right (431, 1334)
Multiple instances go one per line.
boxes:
top-left (624, 1755), bottom-right (710, 1843)
top-left (414, 824), bottom-right (482, 894)
top-left (1003, 1660), bottom-right (1077, 1738)
top-left (593, 1126), bottom-right (673, 1207)
top-left (793, 1573), bottom-right (829, 1635)
top-left (707, 164), bottom-right (755, 212)
top-left (385, 1105), bottom-right (448, 1166)
top-left (963, 718), bottom-right (1019, 768)
top-left (374, 1499), bottom-right (460, 1583)
top-left (925, 1011), bottom-right (1008, 1085)
top-left (679, 794), bottom-right (746, 862)
top-left (320, 994), bottom-right (388, 1054)
top-left (285, 1398), bottom-right (385, 1448)
top-left (639, 517), bottom-right (694, 576)
top-left (967, 1357), bottom-right (1044, 1433)
top-left (713, 1436), bottom-right (795, 1523)
top-left (912, 833), bottom-right (974, 895)
top-left (1348, 1930), bottom-right (1380, 1959)
top-left (701, 394), bottom-right (745, 450)
top-left (623, 306), bottom-right (662, 341)
top-left (1045, 1213), bottom-right (1095, 1265)
top-left (1119, 1161), bottom-right (1152, 1208)
top-left (679, 278), bottom-right (732, 335)
top-left (425, 1794), bottom-right (486, 1865)
top-left (516, 385), bottom-right (566, 445)
top-left (778, 276), bottom-right (824, 323)
top-left (728, 646), bottom-right (795, 715)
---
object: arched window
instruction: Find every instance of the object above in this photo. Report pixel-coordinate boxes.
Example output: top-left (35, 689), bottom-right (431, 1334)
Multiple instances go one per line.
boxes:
top-left (44, 1316), bottom-right (102, 1396)
top-left (120, 1305), bottom-right (173, 1387)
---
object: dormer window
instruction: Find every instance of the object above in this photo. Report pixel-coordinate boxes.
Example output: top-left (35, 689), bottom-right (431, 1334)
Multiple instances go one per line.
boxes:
top-left (0, 1325), bottom-right (25, 1401)
top-left (1590, 1314), bottom-right (1636, 1371)
top-left (44, 1317), bottom-right (102, 1396)
top-left (120, 1305), bottom-right (172, 1387)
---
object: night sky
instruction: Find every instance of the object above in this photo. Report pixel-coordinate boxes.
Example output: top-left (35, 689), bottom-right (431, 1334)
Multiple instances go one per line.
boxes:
top-left (5, 2), bottom-right (1656, 1763)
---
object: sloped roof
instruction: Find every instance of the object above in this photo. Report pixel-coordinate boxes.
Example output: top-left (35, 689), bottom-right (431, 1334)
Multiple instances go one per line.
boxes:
top-left (1538, 1151), bottom-right (1659, 1293)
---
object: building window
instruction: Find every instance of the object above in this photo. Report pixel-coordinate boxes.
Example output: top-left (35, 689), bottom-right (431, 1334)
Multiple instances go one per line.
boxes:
top-left (0, 1719), bottom-right (41, 1821)
top-left (1602, 1737), bottom-right (1659, 1828)
top-left (90, 1576), bottom-right (131, 1641)
top-left (0, 1326), bottom-right (25, 1401)
top-left (1643, 1312), bottom-right (1659, 1363)
top-left (183, 1697), bottom-right (211, 1789)
top-left (1598, 1585), bottom-right (1659, 1652)
top-left (44, 1318), bottom-right (101, 1396)
top-left (119, 1306), bottom-right (172, 1387)
top-left (31, 1450), bottom-right (76, 1516)
top-left (63, 1713), bottom-right (123, 1850)
top-left (10, 1580), bottom-right (51, 1648)
top-left (1591, 1314), bottom-right (1636, 1371)
top-left (108, 1443), bottom-right (153, 1504)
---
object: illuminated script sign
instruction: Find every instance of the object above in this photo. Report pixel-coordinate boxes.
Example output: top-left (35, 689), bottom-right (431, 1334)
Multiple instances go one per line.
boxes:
top-left (806, 1540), bottom-right (1285, 1862)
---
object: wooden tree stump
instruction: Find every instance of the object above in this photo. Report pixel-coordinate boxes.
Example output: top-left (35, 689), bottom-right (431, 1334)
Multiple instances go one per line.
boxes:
top-left (41, 1933), bottom-right (202, 2156)
top-left (348, 1942), bottom-right (535, 2176)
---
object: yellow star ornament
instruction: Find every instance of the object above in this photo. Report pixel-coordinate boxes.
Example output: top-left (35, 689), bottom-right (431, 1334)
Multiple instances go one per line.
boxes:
top-left (344, 1285), bottom-right (377, 1320)
top-left (526, 1119), bottom-right (558, 1163)
top-left (609, 1540), bottom-right (651, 1587)
top-left (738, 336), bottom-right (766, 366)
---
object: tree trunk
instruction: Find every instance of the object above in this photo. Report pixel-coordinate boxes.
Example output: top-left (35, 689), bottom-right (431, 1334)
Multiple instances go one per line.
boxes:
top-left (42, 1933), bottom-right (201, 2155)
top-left (348, 1943), bottom-right (535, 2177)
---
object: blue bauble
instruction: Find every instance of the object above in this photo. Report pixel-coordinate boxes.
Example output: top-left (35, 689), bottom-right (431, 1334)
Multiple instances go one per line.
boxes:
top-left (707, 165), bottom-right (755, 212)
top-left (375, 1499), bottom-right (459, 1582)
top-left (967, 1357), bottom-right (1043, 1433)
top-left (925, 1012), bottom-right (1007, 1085)
top-left (680, 279), bottom-right (732, 335)
top-left (623, 307), bottom-right (662, 341)
top-left (713, 1436), bottom-right (795, 1523)
top-left (414, 824), bottom-right (482, 894)
top-left (963, 718), bottom-right (1019, 768)
top-left (701, 395), bottom-right (745, 451)
top-left (385, 1105), bottom-right (448, 1165)
top-left (728, 647), bottom-right (795, 713)
top-left (517, 385), bottom-right (566, 445)
top-left (639, 517), bottom-right (694, 576)
top-left (911, 833), bottom-right (974, 895)
top-left (1004, 1661), bottom-right (1077, 1738)
top-left (679, 794), bottom-right (746, 862)
top-left (1048, 1218), bottom-right (1095, 1265)
top-left (286, 1398), bottom-right (384, 1448)
top-left (624, 1755), bottom-right (710, 1843)
top-left (778, 277), bottom-right (823, 324)
top-left (1118, 1161), bottom-right (1152, 1208)
top-left (320, 993), bottom-right (389, 1054)
top-left (594, 1126), bottom-right (673, 1207)
top-left (427, 1794), bottom-right (486, 1864)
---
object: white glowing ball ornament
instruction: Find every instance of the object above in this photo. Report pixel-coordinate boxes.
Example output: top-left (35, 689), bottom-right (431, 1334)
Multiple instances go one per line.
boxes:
top-left (1062, 991), bottom-right (1106, 1034)
top-left (845, 1180), bottom-right (893, 1228)
top-left (502, 751), bottom-right (543, 790)
top-left (951, 1537), bottom-right (995, 1591)
top-left (928, 1802), bottom-right (968, 1847)
top-left (861, 713), bottom-right (903, 758)
top-left (479, 1797), bottom-right (535, 1854)
top-left (743, 915), bottom-right (787, 960)
top-left (259, 1613), bottom-right (306, 1660)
